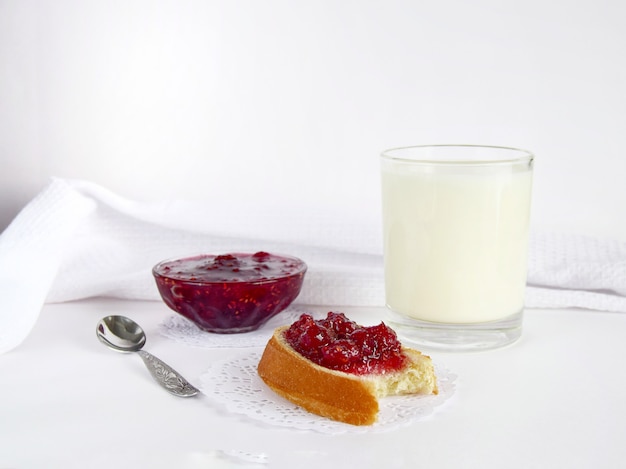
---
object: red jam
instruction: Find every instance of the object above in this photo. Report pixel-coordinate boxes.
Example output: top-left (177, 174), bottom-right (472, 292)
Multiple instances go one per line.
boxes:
top-left (284, 312), bottom-right (407, 375)
top-left (153, 252), bottom-right (306, 333)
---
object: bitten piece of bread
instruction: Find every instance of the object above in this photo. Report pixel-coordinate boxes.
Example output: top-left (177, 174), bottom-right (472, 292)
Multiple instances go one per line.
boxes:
top-left (257, 325), bottom-right (438, 426)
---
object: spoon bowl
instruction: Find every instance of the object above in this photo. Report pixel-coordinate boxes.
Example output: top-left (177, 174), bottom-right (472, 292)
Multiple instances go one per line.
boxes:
top-left (96, 315), bottom-right (199, 397)
top-left (96, 315), bottom-right (146, 352)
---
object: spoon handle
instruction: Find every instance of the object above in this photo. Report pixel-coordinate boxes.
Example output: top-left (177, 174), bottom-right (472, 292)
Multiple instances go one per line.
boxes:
top-left (136, 350), bottom-right (199, 397)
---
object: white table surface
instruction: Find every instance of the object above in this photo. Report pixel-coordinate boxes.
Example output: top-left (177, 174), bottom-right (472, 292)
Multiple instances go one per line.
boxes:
top-left (1, 297), bottom-right (625, 469)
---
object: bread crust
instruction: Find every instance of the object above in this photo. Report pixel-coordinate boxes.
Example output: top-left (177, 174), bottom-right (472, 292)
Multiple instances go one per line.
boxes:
top-left (257, 325), bottom-right (437, 426)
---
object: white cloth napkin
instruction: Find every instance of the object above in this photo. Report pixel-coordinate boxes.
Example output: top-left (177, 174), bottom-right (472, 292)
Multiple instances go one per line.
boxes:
top-left (525, 233), bottom-right (626, 314)
top-left (0, 178), bottom-right (383, 354)
top-left (1, 177), bottom-right (625, 354)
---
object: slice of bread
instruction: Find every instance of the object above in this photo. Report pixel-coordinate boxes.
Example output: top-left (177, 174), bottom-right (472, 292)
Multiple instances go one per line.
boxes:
top-left (257, 325), bottom-right (438, 426)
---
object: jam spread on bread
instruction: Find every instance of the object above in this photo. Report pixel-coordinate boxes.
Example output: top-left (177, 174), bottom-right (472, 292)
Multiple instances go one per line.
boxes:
top-left (284, 312), bottom-right (407, 375)
top-left (259, 312), bottom-right (439, 425)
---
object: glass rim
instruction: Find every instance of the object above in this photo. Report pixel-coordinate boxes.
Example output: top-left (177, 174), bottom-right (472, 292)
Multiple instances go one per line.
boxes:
top-left (380, 144), bottom-right (534, 166)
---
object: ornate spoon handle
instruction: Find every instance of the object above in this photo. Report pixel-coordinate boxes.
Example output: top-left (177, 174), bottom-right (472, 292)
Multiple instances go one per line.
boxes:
top-left (137, 350), bottom-right (199, 397)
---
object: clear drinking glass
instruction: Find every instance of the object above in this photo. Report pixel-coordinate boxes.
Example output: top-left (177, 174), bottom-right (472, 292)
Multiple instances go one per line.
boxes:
top-left (380, 145), bottom-right (534, 351)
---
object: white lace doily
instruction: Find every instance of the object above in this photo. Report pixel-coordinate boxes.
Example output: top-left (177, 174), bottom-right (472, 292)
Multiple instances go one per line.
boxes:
top-left (158, 307), bottom-right (309, 348)
top-left (199, 351), bottom-right (456, 434)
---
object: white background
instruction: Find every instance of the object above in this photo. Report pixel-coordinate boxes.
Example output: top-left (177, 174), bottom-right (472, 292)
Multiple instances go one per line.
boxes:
top-left (1, 0), bottom-right (626, 240)
top-left (2, 4), bottom-right (626, 467)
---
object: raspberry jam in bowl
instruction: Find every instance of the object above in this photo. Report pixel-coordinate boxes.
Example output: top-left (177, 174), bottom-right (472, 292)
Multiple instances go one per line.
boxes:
top-left (153, 252), bottom-right (307, 333)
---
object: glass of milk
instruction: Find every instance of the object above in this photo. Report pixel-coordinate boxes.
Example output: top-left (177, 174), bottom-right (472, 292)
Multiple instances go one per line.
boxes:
top-left (380, 145), bottom-right (534, 351)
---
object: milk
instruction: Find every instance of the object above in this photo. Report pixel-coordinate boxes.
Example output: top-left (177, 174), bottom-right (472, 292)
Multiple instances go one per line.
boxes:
top-left (381, 162), bottom-right (533, 324)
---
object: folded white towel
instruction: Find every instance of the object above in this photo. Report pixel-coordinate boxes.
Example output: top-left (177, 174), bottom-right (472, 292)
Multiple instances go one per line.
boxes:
top-left (0, 178), bottom-right (384, 353)
top-left (526, 232), bottom-right (626, 313)
top-left (1, 178), bottom-right (624, 354)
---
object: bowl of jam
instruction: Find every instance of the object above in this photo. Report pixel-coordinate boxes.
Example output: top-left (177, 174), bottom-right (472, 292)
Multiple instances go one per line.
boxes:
top-left (152, 251), bottom-right (307, 333)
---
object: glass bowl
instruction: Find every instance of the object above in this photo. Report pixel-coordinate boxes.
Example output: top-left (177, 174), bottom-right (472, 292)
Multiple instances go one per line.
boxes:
top-left (152, 251), bottom-right (307, 333)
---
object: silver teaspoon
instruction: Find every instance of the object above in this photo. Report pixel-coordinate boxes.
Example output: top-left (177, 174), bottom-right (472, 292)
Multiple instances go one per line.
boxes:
top-left (96, 315), bottom-right (199, 397)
